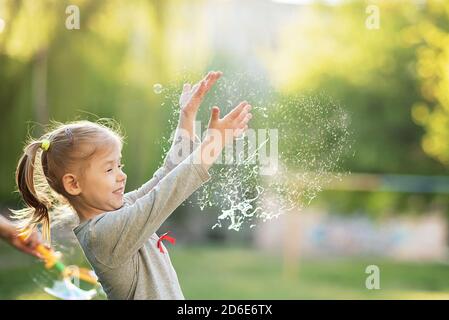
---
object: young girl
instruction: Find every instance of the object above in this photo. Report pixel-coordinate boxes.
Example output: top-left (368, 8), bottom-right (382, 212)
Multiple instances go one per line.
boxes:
top-left (12, 71), bottom-right (253, 299)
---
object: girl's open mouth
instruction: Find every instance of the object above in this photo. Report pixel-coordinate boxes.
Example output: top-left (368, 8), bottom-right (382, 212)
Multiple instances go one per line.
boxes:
top-left (113, 187), bottom-right (125, 195)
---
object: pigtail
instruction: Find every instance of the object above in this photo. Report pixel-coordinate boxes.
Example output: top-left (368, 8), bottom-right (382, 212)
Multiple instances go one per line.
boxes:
top-left (11, 140), bottom-right (52, 243)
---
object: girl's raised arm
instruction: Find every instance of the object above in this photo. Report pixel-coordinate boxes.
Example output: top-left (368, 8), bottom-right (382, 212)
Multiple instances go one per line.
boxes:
top-left (122, 131), bottom-right (200, 205)
top-left (123, 71), bottom-right (222, 205)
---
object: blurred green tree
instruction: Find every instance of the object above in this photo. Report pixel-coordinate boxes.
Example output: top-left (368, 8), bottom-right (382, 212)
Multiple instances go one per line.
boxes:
top-left (258, 1), bottom-right (447, 216)
top-left (0, 0), bottom-right (209, 203)
top-left (409, 1), bottom-right (449, 166)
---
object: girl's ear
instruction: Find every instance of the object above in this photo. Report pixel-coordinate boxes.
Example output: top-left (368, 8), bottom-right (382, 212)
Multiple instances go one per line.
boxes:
top-left (62, 173), bottom-right (82, 196)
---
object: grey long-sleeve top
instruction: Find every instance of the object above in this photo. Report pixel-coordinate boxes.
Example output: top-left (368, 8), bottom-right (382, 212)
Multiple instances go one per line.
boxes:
top-left (73, 133), bottom-right (210, 300)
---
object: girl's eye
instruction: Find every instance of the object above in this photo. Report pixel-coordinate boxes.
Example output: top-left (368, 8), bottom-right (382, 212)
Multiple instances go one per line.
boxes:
top-left (106, 164), bottom-right (124, 173)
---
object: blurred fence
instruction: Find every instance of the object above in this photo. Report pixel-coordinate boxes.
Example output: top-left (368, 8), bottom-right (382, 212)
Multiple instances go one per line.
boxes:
top-left (254, 209), bottom-right (448, 261)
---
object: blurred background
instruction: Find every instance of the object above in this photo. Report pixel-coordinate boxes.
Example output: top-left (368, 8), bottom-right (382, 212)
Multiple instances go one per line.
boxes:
top-left (2, 0), bottom-right (449, 299)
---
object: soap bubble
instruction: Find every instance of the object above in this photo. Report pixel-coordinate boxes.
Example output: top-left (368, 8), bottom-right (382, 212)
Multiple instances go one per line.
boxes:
top-left (153, 83), bottom-right (163, 94)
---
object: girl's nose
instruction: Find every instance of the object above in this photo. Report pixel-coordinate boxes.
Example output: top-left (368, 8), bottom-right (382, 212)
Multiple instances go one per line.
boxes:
top-left (118, 171), bottom-right (127, 182)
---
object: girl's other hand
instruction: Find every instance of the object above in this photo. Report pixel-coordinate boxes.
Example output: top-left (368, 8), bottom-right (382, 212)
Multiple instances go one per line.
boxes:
top-left (179, 71), bottom-right (222, 118)
top-left (206, 101), bottom-right (253, 147)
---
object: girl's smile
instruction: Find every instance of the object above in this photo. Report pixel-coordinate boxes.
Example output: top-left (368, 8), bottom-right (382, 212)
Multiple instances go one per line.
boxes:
top-left (113, 186), bottom-right (125, 197)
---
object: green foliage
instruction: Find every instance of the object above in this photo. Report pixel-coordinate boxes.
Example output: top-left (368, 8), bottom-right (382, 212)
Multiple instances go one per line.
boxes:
top-left (0, 0), bottom-right (448, 216)
top-left (409, 1), bottom-right (449, 165)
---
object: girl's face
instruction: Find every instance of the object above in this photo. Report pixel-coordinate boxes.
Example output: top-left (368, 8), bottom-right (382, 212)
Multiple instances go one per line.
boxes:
top-left (78, 139), bottom-right (127, 213)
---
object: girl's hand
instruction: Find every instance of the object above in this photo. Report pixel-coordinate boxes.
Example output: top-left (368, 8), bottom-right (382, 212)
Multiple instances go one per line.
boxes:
top-left (197, 101), bottom-right (253, 170)
top-left (179, 71), bottom-right (222, 119)
top-left (206, 101), bottom-right (253, 147)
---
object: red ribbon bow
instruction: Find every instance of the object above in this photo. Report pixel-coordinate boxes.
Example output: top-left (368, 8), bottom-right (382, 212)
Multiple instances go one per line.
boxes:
top-left (156, 231), bottom-right (176, 254)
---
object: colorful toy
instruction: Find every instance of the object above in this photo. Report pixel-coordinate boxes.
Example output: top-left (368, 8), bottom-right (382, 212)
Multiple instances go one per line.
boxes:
top-left (18, 230), bottom-right (101, 300)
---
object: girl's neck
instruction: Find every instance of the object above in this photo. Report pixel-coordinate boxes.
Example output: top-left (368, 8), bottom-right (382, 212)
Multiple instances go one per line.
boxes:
top-left (71, 200), bottom-right (105, 223)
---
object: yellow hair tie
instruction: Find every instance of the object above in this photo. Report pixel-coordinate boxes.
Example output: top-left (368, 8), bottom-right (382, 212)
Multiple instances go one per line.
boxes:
top-left (41, 139), bottom-right (50, 151)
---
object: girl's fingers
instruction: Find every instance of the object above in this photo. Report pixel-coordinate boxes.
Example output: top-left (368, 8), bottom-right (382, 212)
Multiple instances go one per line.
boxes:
top-left (190, 83), bottom-right (199, 94)
top-left (206, 71), bottom-right (222, 88)
top-left (238, 117), bottom-right (251, 129)
top-left (185, 81), bottom-right (206, 108)
top-left (235, 111), bottom-right (248, 124)
top-left (205, 71), bottom-right (221, 83)
top-left (235, 113), bottom-right (251, 135)
top-left (242, 113), bottom-right (252, 125)
top-left (204, 71), bottom-right (213, 82)
top-left (197, 72), bottom-right (213, 90)
top-left (194, 80), bottom-right (206, 95)
top-left (188, 71), bottom-right (223, 104)
top-left (235, 105), bottom-right (252, 123)
top-left (210, 106), bottom-right (221, 122)
top-left (228, 101), bottom-right (249, 119)
top-left (195, 80), bottom-right (208, 99)
top-left (202, 71), bottom-right (221, 94)
top-left (183, 83), bottom-right (191, 93)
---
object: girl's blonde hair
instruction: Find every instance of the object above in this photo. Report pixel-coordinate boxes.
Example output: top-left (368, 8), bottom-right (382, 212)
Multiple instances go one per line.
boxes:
top-left (11, 120), bottom-right (123, 243)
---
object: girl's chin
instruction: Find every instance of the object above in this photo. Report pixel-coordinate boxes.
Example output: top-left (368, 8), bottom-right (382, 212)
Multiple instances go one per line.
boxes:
top-left (109, 196), bottom-right (124, 209)
top-left (114, 198), bottom-right (124, 208)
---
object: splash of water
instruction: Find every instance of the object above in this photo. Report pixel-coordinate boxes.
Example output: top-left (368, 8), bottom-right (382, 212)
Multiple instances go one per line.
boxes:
top-left (158, 73), bottom-right (352, 231)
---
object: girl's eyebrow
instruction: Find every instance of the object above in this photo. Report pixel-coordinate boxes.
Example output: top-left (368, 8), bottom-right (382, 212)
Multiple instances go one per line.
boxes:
top-left (103, 156), bottom-right (122, 165)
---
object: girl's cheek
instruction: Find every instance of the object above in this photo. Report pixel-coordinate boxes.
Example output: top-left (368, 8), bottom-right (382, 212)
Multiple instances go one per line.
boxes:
top-left (109, 174), bottom-right (117, 184)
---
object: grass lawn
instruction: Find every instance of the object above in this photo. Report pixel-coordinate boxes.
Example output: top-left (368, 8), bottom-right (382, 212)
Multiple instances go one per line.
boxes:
top-left (1, 242), bottom-right (449, 299)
